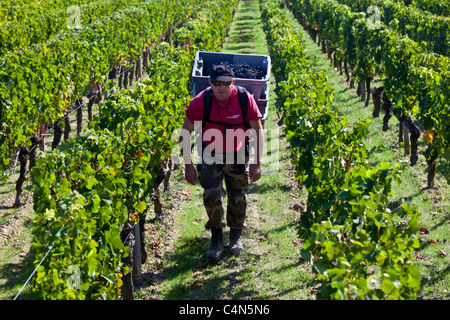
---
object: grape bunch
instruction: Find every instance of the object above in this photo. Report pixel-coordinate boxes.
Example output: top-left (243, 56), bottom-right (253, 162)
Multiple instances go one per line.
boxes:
top-left (206, 61), bottom-right (264, 79)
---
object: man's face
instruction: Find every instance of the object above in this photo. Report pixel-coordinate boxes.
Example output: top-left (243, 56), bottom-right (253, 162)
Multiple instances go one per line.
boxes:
top-left (209, 79), bottom-right (235, 101)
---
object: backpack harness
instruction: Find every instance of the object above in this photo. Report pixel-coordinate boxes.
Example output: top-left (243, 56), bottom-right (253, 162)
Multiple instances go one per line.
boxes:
top-left (202, 85), bottom-right (250, 130)
top-left (198, 85), bottom-right (251, 156)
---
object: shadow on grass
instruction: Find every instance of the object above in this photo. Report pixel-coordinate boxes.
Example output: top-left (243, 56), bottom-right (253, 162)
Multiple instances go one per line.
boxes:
top-left (247, 179), bottom-right (294, 195)
top-left (141, 232), bottom-right (259, 300)
top-left (418, 264), bottom-right (450, 300)
top-left (140, 217), bottom-right (308, 300)
top-left (0, 254), bottom-right (35, 300)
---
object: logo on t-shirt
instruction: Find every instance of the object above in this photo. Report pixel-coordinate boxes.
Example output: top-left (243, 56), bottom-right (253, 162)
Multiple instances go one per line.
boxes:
top-left (227, 114), bottom-right (240, 119)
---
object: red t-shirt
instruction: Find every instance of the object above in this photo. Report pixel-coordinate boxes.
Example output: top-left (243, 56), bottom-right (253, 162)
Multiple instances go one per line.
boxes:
top-left (186, 86), bottom-right (262, 153)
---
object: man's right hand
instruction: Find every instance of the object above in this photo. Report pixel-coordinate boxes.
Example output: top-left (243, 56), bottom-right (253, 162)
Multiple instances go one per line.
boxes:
top-left (185, 164), bottom-right (198, 185)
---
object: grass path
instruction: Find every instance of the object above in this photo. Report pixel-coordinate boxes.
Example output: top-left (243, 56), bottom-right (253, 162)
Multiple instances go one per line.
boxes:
top-left (138, 0), bottom-right (316, 300)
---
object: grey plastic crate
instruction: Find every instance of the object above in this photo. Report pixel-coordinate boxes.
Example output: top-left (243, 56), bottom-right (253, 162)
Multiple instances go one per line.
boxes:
top-left (192, 51), bottom-right (271, 120)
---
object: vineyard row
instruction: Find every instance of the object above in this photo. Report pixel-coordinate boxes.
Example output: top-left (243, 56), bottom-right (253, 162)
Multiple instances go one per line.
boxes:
top-left (0, 0), bottom-right (205, 183)
top-left (290, 0), bottom-right (450, 189)
top-left (260, 0), bottom-right (421, 299)
top-left (0, 0), bottom-right (143, 57)
top-left (28, 0), bottom-right (238, 300)
top-left (339, 0), bottom-right (450, 17)
top-left (0, 0), bottom-right (102, 24)
top-left (336, 0), bottom-right (450, 57)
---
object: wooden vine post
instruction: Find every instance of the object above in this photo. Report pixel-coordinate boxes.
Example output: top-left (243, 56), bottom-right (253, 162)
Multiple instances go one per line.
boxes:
top-left (14, 146), bottom-right (29, 207)
top-left (372, 86), bottom-right (383, 117)
top-left (76, 98), bottom-right (84, 137)
top-left (132, 223), bottom-right (142, 288)
top-left (29, 134), bottom-right (44, 170)
top-left (120, 222), bottom-right (135, 300)
top-left (64, 113), bottom-right (71, 142)
top-left (427, 149), bottom-right (439, 189)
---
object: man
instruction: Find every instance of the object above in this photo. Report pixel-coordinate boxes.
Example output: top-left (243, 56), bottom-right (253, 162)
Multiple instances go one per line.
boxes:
top-left (179, 63), bottom-right (264, 260)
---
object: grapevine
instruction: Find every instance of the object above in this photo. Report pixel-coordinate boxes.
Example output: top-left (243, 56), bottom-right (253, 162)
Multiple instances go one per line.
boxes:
top-left (260, 0), bottom-right (421, 300)
top-left (290, 0), bottom-right (450, 188)
top-left (28, 0), bottom-right (238, 300)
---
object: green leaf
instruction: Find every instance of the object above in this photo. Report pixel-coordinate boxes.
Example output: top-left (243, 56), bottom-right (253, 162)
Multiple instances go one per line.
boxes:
top-left (87, 256), bottom-right (98, 275)
top-left (105, 229), bottom-right (124, 250)
top-left (380, 279), bottom-right (395, 294)
top-left (86, 177), bottom-right (99, 190)
top-left (91, 193), bottom-right (101, 213)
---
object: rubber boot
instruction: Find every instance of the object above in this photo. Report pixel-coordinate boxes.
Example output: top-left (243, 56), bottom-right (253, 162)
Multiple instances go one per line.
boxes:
top-left (230, 228), bottom-right (243, 256)
top-left (206, 227), bottom-right (224, 260)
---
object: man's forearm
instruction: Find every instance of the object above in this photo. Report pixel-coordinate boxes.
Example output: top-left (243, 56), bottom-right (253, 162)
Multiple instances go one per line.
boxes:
top-left (249, 119), bottom-right (264, 165)
top-left (255, 127), bottom-right (264, 165)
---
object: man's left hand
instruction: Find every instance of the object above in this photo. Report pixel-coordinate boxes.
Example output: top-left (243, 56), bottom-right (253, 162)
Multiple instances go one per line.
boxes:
top-left (249, 163), bottom-right (262, 182)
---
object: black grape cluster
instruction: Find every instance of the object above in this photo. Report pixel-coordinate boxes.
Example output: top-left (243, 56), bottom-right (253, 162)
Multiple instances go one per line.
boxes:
top-left (206, 61), bottom-right (264, 79)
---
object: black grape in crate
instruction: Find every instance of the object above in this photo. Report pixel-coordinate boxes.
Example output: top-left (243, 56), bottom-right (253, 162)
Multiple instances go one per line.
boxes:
top-left (205, 61), bottom-right (264, 80)
top-left (191, 51), bottom-right (271, 121)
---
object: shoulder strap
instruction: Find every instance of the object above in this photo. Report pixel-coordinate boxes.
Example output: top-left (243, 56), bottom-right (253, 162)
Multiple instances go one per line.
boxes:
top-left (203, 87), bottom-right (213, 129)
top-left (202, 85), bottom-right (249, 128)
top-left (236, 86), bottom-right (249, 128)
